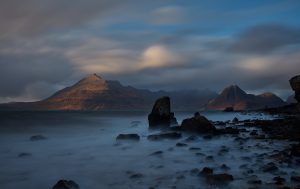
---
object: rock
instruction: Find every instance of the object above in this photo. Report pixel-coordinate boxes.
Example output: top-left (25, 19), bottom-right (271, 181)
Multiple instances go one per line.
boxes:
top-left (147, 132), bottom-right (182, 141)
top-left (181, 112), bottom-right (216, 134)
top-left (217, 127), bottom-right (240, 135)
top-left (30, 135), bottom-right (47, 141)
top-left (291, 143), bottom-right (300, 157)
top-left (289, 75), bottom-right (300, 103)
top-left (261, 162), bottom-right (278, 172)
top-left (232, 117), bottom-right (239, 122)
top-left (150, 151), bottom-right (163, 156)
top-left (129, 173), bottom-right (143, 179)
top-left (18, 152), bottom-right (32, 157)
top-left (189, 147), bottom-right (201, 151)
top-left (206, 173), bottom-right (234, 184)
top-left (223, 107), bottom-right (234, 112)
top-left (190, 168), bottom-right (200, 175)
top-left (184, 135), bottom-right (199, 142)
top-left (176, 142), bottom-right (187, 147)
top-left (273, 176), bottom-right (285, 185)
top-left (116, 134), bottom-right (140, 141)
top-left (199, 167), bottom-right (213, 176)
top-left (291, 176), bottom-right (300, 182)
top-left (52, 180), bottom-right (80, 189)
top-left (220, 164), bottom-right (230, 171)
top-left (148, 96), bottom-right (177, 128)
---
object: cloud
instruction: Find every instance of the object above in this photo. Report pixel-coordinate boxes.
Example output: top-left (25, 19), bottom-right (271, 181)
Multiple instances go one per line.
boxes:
top-left (0, 0), bottom-right (136, 38)
top-left (229, 24), bottom-right (300, 54)
top-left (150, 6), bottom-right (186, 25)
top-left (140, 45), bottom-right (184, 69)
top-left (0, 52), bottom-right (73, 100)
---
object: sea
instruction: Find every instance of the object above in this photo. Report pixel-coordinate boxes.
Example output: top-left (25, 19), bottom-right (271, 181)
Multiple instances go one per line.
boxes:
top-left (0, 111), bottom-right (298, 189)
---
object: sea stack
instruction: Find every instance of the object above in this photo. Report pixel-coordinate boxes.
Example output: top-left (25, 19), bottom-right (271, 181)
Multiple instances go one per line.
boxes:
top-left (290, 75), bottom-right (300, 103)
top-left (148, 96), bottom-right (177, 128)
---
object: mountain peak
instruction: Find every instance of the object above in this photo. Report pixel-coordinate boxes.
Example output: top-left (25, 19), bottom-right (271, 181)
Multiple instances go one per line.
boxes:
top-left (84, 73), bottom-right (104, 81)
top-left (222, 84), bottom-right (247, 96)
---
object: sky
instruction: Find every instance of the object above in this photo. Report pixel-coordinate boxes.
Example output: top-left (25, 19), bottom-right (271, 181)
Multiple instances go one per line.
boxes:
top-left (0, 0), bottom-right (300, 102)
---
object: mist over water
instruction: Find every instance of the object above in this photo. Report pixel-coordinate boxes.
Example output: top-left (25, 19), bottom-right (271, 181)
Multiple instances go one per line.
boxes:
top-left (0, 111), bottom-right (296, 189)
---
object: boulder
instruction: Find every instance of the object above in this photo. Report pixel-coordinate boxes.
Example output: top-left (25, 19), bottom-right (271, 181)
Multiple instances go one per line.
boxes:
top-left (223, 107), bottom-right (234, 112)
top-left (30, 135), bottom-right (47, 141)
top-left (52, 180), bottom-right (80, 189)
top-left (206, 173), bottom-right (234, 184)
top-left (116, 134), bottom-right (140, 141)
top-left (148, 96), bottom-right (178, 128)
top-left (181, 112), bottom-right (216, 134)
top-left (289, 75), bottom-right (300, 103)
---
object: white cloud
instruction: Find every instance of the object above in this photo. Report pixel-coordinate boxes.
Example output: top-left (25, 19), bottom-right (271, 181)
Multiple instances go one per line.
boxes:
top-left (140, 45), bottom-right (183, 69)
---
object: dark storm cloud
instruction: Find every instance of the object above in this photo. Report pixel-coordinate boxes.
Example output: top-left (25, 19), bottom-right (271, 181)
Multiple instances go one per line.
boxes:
top-left (229, 24), bottom-right (300, 54)
top-left (0, 52), bottom-right (73, 98)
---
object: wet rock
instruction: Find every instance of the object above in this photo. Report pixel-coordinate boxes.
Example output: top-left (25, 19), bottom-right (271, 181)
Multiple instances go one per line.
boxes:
top-left (291, 143), bottom-right (300, 157)
top-left (220, 164), bottom-right (230, 171)
top-left (116, 134), bottom-right (140, 141)
top-left (261, 162), bottom-right (278, 172)
top-left (247, 178), bottom-right (262, 185)
top-left (18, 152), bottom-right (32, 158)
top-left (181, 112), bottom-right (216, 134)
top-left (217, 127), bottom-right (240, 135)
top-left (184, 135), bottom-right (199, 142)
top-left (147, 132), bottom-right (182, 141)
top-left (189, 147), bottom-right (201, 151)
top-left (150, 151), bottom-right (163, 156)
top-left (205, 155), bottom-right (214, 161)
top-left (148, 96), bottom-right (177, 128)
top-left (199, 167), bottom-right (213, 176)
top-left (206, 173), bottom-right (234, 184)
top-left (273, 176), bottom-right (285, 185)
top-left (129, 173), bottom-right (143, 179)
top-left (250, 130), bottom-right (258, 136)
top-left (176, 142), bottom-right (187, 147)
top-left (223, 107), bottom-right (234, 112)
top-left (291, 176), bottom-right (300, 182)
top-left (232, 117), bottom-right (239, 122)
top-left (52, 180), bottom-right (80, 189)
top-left (30, 135), bottom-right (47, 141)
top-left (289, 75), bottom-right (300, 103)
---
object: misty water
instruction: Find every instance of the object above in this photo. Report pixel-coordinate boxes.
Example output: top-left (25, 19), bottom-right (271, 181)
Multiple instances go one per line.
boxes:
top-left (0, 111), bottom-right (298, 189)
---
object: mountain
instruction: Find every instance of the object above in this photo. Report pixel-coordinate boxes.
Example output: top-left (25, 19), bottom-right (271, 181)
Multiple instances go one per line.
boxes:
top-left (0, 74), bottom-right (217, 111)
top-left (206, 85), bottom-right (286, 110)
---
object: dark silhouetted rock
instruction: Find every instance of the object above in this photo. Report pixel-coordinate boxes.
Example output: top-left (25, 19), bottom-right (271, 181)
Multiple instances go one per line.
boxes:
top-left (291, 143), bottom-right (300, 157)
top-left (18, 152), bottom-right (32, 158)
top-left (199, 167), bottom-right (213, 176)
top-left (261, 162), bottom-right (278, 172)
top-left (176, 142), bottom-right (188, 147)
top-left (223, 107), bottom-right (234, 112)
top-left (291, 176), bottom-right (300, 182)
top-left (273, 176), bottom-right (285, 185)
top-left (116, 134), bottom-right (140, 141)
top-left (30, 135), bottom-right (47, 141)
top-left (52, 180), bottom-right (80, 189)
top-left (181, 112), bottom-right (216, 134)
top-left (148, 96), bottom-right (178, 128)
top-left (290, 75), bottom-right (300, 103)
top-left (206, 173), bottom-right (234, 184)
top-left (150, 151), bottom-right (163, 156)
top-left (217, 127), bottom-right (240, 135)
top-left (232, 117), bottom-right (239, 122)
top-left (147, 132), bottom-right (182, 141)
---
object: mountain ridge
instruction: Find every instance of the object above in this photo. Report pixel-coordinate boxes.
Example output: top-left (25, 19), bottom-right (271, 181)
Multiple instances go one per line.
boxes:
top-left (207, 85), bottom-right (286, 110)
